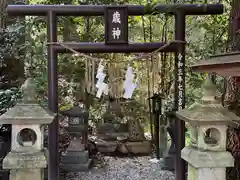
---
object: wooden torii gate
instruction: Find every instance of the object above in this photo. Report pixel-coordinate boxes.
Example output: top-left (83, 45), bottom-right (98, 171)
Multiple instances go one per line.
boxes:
top-left (6, 3), bottom-right (223, 180)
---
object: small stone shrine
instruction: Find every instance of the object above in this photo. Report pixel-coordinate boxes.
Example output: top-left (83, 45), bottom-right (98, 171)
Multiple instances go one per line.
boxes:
top-left (60, 103), bottom-right (92, 171)
top-left (95, 114), bottom-right (151, 154)
top-left (176, 78), bottom-right (240, 180)
top-left (0, 78), bottom-right (55, 180)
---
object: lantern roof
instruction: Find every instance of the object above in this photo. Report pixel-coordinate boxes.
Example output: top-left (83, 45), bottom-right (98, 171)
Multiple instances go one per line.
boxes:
top-left (191, 52), bottom-right (240, 76)
top-left (0, 78), bottom-right (55, 125)
top-left (176, 78), bottom-right (240, 127)
top-left (60, 105), bottom-right (88, 117)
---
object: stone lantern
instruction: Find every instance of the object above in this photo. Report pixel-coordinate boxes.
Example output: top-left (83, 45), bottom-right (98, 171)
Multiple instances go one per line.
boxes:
top-left (0, 78), bottom-right (55, 180)
top-left (176, 78), bottom-right (240, 180)
top-left (60, 103), bottom-right (91, 171)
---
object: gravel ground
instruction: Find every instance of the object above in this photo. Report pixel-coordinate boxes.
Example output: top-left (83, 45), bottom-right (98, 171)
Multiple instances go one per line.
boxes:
top-left (66, 156), bottom-right (175, 180)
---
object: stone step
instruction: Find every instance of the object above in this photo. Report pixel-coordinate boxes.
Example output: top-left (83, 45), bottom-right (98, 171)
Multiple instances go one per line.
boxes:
top-left (62, 151), bottom-right (89, 164)
top-left (60, 159), bottom-right (92, 171)
top-left (125, 141), bottom-right (151, 154)
top-left (98, 132), bottom-right (129, 141)
top-left (96, 141), bottom-right (117, 153)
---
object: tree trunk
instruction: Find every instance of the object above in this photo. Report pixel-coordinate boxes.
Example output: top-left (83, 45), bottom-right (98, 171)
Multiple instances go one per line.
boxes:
top-left (226, 1), bottom-right (240, 180)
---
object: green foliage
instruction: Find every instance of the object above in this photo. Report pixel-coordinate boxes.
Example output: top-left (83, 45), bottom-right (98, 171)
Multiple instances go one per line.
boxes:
top-left (0, 7), bottom-right (26, 131)
top-left (0, 22), bottom-right (25, 123)
top-left (0, 88), bottom-right (22, 115)
top-left (0, 24), bottom-right (25, 66)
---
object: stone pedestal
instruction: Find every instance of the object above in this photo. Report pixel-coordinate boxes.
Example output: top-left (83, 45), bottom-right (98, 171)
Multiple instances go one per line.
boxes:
top-left (160, 155), bottom-right (175, 171)
top-left (61, 151), bottom-right (92, 171)
top-left (159, 125), bottom-right (175, 171)
top-left (60, 140), bottom-right (92, 171)
top-left (182, 146), bottom-right (234, 180)
top-left (3, 151), bottom-right (47, 180)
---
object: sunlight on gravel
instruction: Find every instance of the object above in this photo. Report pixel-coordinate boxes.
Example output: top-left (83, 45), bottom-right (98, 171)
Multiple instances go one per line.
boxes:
top-left (66, 156), bottom-right (175, 180)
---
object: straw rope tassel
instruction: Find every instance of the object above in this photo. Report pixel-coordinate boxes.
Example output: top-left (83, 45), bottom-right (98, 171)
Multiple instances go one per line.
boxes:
top-left (84, 59), bottom-right (88, 93)
top-left (91, 59), bottom-right (95, 94)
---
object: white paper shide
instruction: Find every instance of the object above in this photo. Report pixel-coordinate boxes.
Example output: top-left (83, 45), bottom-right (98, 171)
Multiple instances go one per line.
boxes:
top-left (123, 66), bottom-right (137, 99)
top-left (96, 62), bottom-right (108, 98)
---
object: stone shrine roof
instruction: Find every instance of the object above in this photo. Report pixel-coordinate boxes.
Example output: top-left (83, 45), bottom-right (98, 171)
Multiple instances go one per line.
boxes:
top-left (176, 78), bottom-right (240, 127)
top-left (0, 78), bottom-right (55, 125)
top-left (60, 105), bottom-right (88, 118)
top-left (191, 52), bottom-right (240, 76)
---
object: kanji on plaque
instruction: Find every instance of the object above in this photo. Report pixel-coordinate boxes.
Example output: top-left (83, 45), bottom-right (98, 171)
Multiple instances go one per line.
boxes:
top-left (112, 11), bottom-right (121, 24)
top-left (112, 27), bottom-right (121, 39)
top-left (105, 6), bottom-right (128, 44)
top-left (176, 52), bottom-right (185, 110)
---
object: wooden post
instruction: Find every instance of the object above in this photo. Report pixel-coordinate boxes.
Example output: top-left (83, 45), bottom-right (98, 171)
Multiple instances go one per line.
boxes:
top-left (0, 0), bottom-right (7, 29)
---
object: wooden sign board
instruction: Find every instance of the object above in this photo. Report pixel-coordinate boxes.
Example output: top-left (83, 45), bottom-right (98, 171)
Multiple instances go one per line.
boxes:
top-left (176, 53), bottom-right (184, 110)
top-left (104, 6), bottom-right (128, 45)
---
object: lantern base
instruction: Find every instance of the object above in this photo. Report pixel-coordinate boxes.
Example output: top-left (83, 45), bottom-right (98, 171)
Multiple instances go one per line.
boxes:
top-left (60, 159), bottom-right (92, 171)
top-left (181, 146), bottom-right (234, 168)
top-left (62, 151), bottom-right (89, 164)
top-left (3, 151), bottom-right (47, 169)
top-left (60, 150), bottom-right (92, 171)
top-left (159, 154), bottom-right (175, 171)
top-left (10, 169), bottom-right (44, 180)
